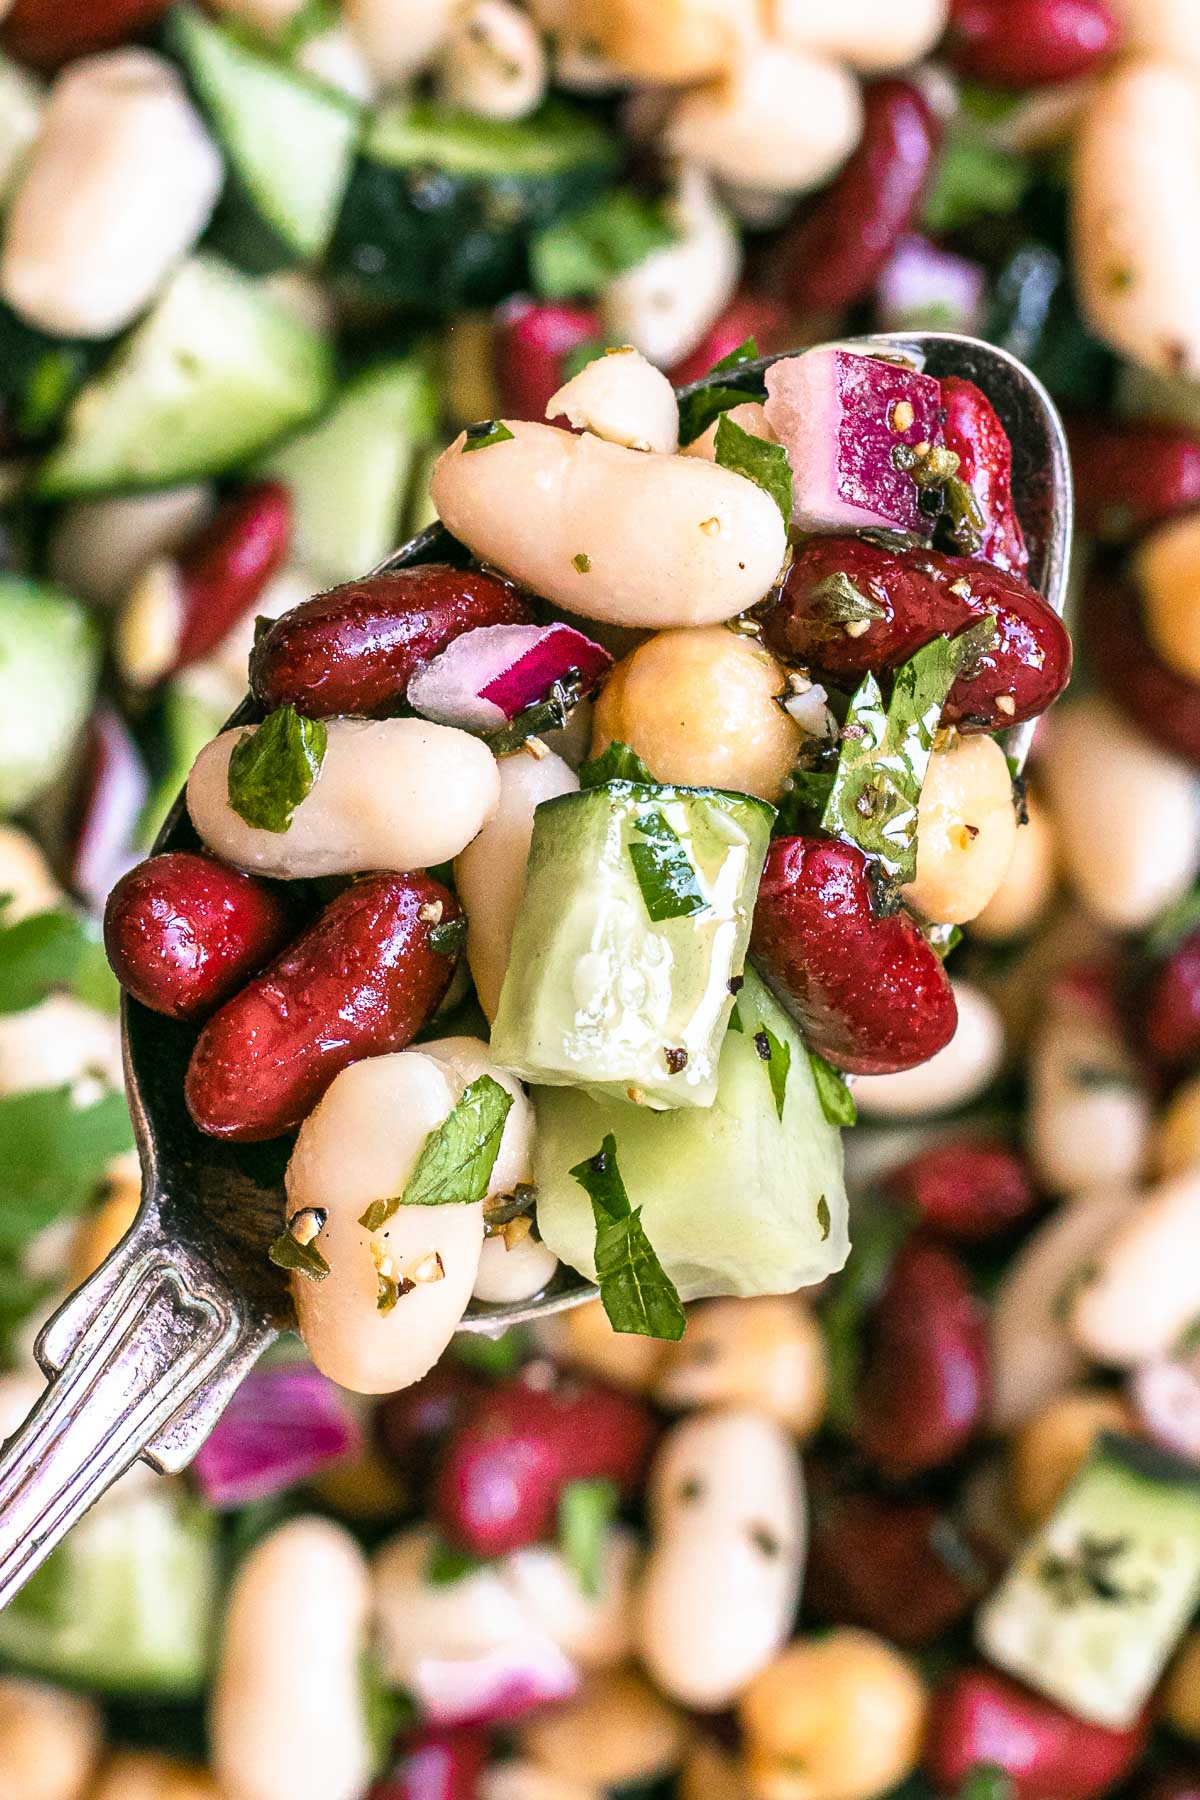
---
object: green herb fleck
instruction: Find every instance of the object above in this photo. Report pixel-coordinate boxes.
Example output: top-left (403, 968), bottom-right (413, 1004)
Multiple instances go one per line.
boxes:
top-left (558, 1478), bottom-right (619, 1598)
top-left (957, 1767), bottom-right (1016, 1800)
top-left (579, 739), bottom-right (654, 788)
top-left (570, 1135), bottom-right (685, 1341)
top-left (807, 570), bottom-right (886, 627)
top-left (572, 552), bottom-right (592, 573)
top-left (531, 190), bottom-right (677, 299)
top-left (757, 1025), bottom-right (791, 1121)
top-left (714, 413), bottom-right (793, 527)
top-left (627, 807), bottom-right (708, 924)
top-left (268, 1228), bottom-right (330, 1284)
top-left (728, 1001), bottom-right (744, 1033)
top-left (922, 131), bottom-right (1033, 235)
top-left (821, 1201), bottom-right (913, 1432)
top-left (0, 1086), bottom-right (134, 1253)
top-left (816, 1195), bottom-right (831, 1241)
top-left (462, 419), bottom-right (515, 453)
top-left (426, 1538), bottom-right (484, 1586)
top-left (358, 1075), bottom-right (514, 1232)
top-left (709, 336), bottom-right (760, 373)
top-left (677, 338), bottom-right (766, 445)
top-left (227, 705), bottom-right (327, 834)
top-left (1037, 1533), bottom-right (1156, 1608)
top-left (808, 1052), bottom-right (857, 1128)
top-left (0, 905), bottom-right (118, 1016)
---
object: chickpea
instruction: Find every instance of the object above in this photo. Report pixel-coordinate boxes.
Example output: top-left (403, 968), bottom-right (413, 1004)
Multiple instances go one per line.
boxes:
top-left (90, 1753), bottom-right (220, 1800)
top-left (437, 0), bottom-right (547, 122)
top-left (654, 1295), bottom-right (827, 1437)
top-left (971, 791), bottom-right (1056, 942)
top-left (902, 733), bottom-right (1018, 926)
top-left (1008, 1389), bottom-right (1135, 1530)
top-left (1156, 1073), bottom-right (1200, 1178)
top-left (1136, 511), bottom-right (1200, 682)
top-left (567, 0), bottom-right (759, 83)
top-left (592, 628), bottom-right (801, 802)
top-left (739, 1630), bottom-right (927, 1800)
top-left (519, 1669), bottom-right (693, 1789)
top-left (0, 1677), bottom-right (101, 1800)
top-left (547, 347), bottom-right (679, 455)
top-left (541, 1294), bottom-right (668, 1393)
top-left (1162, 1630), bottom-right (1200, 1740)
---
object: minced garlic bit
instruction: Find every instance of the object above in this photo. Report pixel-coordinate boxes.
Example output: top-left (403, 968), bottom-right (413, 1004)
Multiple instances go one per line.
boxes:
top-left (289, 1207), bottom-right (326, 1247)
top-left (949, 578), bottom-right (973, 599)
top-left (418, 899), bottom-right (444, 924)
top-left (996, 694), bottom-right (1017, 717)
top-left (524, 735), bottom-right (550, 760)
top-left (699, 517), bottom-right (721, 537)
top-left (844, 618), bottom-right (871, 639)
top-left (501, 1215), bottom-right (533, 1252)
top-left (408, 1250), bottom-right (446, 1285)
top-left (890, 400), bottom-right (915, 433)
top-left (626, 1084), bottom-right (648, 1106)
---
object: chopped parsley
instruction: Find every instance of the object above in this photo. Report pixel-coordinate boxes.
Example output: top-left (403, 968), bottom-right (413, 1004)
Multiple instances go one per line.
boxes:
top-left (714, 413), bottom-right (793, 527)
top-left (558, 1478), bottom-right (619, 1598)
top-left (358, 1075), bottom-right (513, 1232)
top-left (570, 1135), bottom-right (685, 1340)
top-left (227, 705), bottom-right (327, 834)
top-left (462, 419), bottom-right (515, 452)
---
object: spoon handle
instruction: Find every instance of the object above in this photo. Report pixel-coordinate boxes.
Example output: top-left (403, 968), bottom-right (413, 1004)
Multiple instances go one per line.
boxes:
top-left (0, 1204), bottom-right (271, 1608)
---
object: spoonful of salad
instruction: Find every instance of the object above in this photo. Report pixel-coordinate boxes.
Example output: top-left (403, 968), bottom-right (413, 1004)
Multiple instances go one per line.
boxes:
top-left (0, 330), bottom-right (1071, 1607)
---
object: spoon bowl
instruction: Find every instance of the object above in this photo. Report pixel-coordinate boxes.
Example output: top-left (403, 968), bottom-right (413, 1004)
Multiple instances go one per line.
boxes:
top-left (0, 332), bottom-right (1071, 1606)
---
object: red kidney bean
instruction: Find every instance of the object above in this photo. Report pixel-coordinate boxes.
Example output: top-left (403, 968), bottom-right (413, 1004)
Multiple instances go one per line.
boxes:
top-left (375, 1364), bottom-right (486, 1499)
top-left (883, 1138), bottom-right (1039, 1242)
top-left (434, 1368), bottom-right (655, 1558)
top-left (805, 1483), bottom-right (989, 1646)
top-left (1084, 565), bottom-right (1200, 765)
top-left (172, 481), bottom-right (292, 673)
top-left (1068, 416), bottom-right (1200, 542)
top-left (945, 0), bottom-right (1119, 88)
top-left (854, 1236), bottom-right (989, 1476)
top-left (1140, 929), bottom-right (1200, 1070)
top-left (249, 566), bottom-right (532, 719)
top-left (925, 1667), bottom-right (1148, 1800)
top-left (941, 377), bottom-right (1029, 576)
top-left (371, 1729), bottom-right (488, 1800)
top-left (185, 872), bottom-right (458, 1141)
top-left (1, 0), bottom-right (170, 64)
top-left (764, 536), bottom-right (1072, 731)
top-left (750, 837), bottom-right (958, 1075)
top-left (668, 291), bottom-right (793, 386)
top-left (775, 81), bottom-right (941, 315)
top-left (494, 296), bottom-right (603, 422)
top-left (104, 852), bottom-right (292, 1023)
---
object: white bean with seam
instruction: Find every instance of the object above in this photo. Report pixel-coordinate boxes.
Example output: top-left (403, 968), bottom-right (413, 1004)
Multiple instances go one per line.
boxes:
top-left (437, 1), bottom-right (548, 121)
top-left (1070, 1170), bottom-right (1200, 1366)
top-left (547, 347), bottom-right (679, 454)
top-left (599, 167), bottom-right (741, 370)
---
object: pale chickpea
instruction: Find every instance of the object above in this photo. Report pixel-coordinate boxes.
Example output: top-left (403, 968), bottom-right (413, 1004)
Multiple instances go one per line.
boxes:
top-left (971, 790), bottom-right (1057, 942)
top-left (68, 1156), bottom-right (141, 1287)
top-left (654, 1294), bottom-right (827, 1437)
top-left (739, 1630), bottom-right (927, 1800)
top-left (518, 1669), bottom-right (693, 1790)
top-left (541, 1295), bottom-right (668, 1393)
top-left (567, 0), bottom-right (759, 83)
top-left (1156, 1073), bottom-right (1200, 1178)
top-left (1136, 511), bottom-right (1200, 682)
top-left (902, 733), bottom-right (1018, 926)
top-left (1007, 1388), bottom-right (1135, 1530)
top-left (89, 1752), bottom-right (220, 1800)
top-left (683, 1741), bottom-right (752, 1800)
top-left (0, 1677), bottom-right (102, 1800)
top-left (1162, 1630), bottom-right (1200, 1740)
top-left (592, 627), bottom-right (801, 803)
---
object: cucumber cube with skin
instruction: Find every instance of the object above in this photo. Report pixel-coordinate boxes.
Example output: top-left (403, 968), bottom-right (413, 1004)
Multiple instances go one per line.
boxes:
top-left (978, 1432), bottom-right (1200, 1728)
top-left (489, 777), bottom-right (773, 1110)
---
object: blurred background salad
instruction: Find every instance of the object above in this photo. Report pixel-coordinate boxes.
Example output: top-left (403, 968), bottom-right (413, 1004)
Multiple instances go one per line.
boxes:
top-left (5, 0), bottom-right (1200, 1796)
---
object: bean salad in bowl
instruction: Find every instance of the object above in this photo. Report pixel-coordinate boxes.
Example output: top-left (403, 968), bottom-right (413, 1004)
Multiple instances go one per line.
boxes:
top-left (2, 0), bottom-right (1200, 1798)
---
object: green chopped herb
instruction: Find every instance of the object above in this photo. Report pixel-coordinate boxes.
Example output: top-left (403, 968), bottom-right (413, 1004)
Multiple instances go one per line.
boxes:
top-left (425, 1538), bottom-right (484, 1586)
top-left (429, 916), bottom-right (468, 957)
top-left (757, 1025), bottom-right (791, 1121)
top-left (714, 413), bottom-right (793, 527)
top-left (922, 131), bottom-right (1033, 235)
top-left (462, 419), bottom-right (515, 453)
top-left (925, 920), bottom-right (964, 961)
top-left (558, 1478), bottom-right (619, 1598)
top-left (358, 1075), bottom-right (514, 1232)
top-left (727, 1001), bottom-right (744, 1033)
top-left (807, 570), bottom-right (886, 627)
top-left (709, 336), bottom-right (760, 374)
top-left (531, 189), bottom-right (676, 299)
top-left (277, 0), bottom-right (338, 51)
top-left (268, 1228), bottom-right (330, 1283)
top-left (808, 1051), bottom-right (858, 1128)
top-left (1145, 887), bottom-right (1200, 959)
top-left (957, 1767), bottom-right (1016, 1800)
top-left (561, 335), bottom-right (619, 381)
top-left (453, 1325), bottom-right (529, 1375)
top-left (484, 673), bottom-right (584, 757)
top-left (0, 1085), bottom-right (134, 1253)
top-left (816, 1195), bottom-right (831, 1241)
top-left (677, 337), bottom-right (766, 445)
top-left (227, 705), bottom-right (327, 834)
top-left (941, 474), bottom-right (987, 555)
top-left (0, 905), bottom-right (118, 1016)
top-left (579, 739), bottom-right (654, 788)
top-left (821, 1200), bottom-right (913, 1432)
top-left (572, 552), bottom-right (592, 573)
top-left (570, 1135), bottom-right (685, 1341)
top-left (627, 806), bottom-right (708, 924)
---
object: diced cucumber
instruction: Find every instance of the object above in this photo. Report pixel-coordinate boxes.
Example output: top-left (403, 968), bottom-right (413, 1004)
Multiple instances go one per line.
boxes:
top-left (0, 54), bottom-right (41, 204)
top-left (532, 964), bottom-right (849, 1300)
top-left (138, 678), bottom-right (230, 847)
top-left (259, 355), bottom-right (438, 584)
top-left (171, 6), bottom-right (362, 267)
top-left (0, 578), bottom-right (100, 815)
top-left (0, 1480), bottom-right (218, 1695)
top-left (978, 1432), bottom-right (1200, 1728)
top-left (35, 256), bottom-right (335, 498)
top-left (490, 778), bottom-right (773, 1109)
top-left (330, 98), bottom-right (619, 313)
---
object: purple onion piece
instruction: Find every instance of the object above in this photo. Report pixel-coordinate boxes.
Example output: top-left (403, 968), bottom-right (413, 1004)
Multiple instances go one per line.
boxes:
top-left (69, 705), bottom-right (148, 913)
top-left (407, 623), bottom-right (611, 732)
top-left (874, 234), bottom-right (988, 338)
top-left (412, 1640), bottom-right (580, 1728)
top-left (1130, 1356), bottom-right (1200, 1463)
top-left (193, 1360), bottom-right (362, 1509)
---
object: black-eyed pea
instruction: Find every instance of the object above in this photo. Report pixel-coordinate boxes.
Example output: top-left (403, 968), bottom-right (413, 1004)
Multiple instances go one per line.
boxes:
top-left (1025, 991), bottom-right (1150, 1196)
top-left (591, 627), bottom-right (802, 802)
top-left (1156, 1074), bottom-right (1200, 1178)
top-left (771, 0), bottom-right (950, 71)
top-left (1069, 1170), bottom-right (1200, 1366)
top-left (518, 1668), bottom-right (693, 1790)
top-left (436, 0), bottom-right (547, 121)
top-left (636, 1408), bottom-right (806, 1711)
top-left (902, 734), bottom-right (1018, 926)
top-left (0, 1676), bottom-right (102, 1800)
top-left (654, 1295), bottom-right (827, 1437)
top-left (89, 1752), bottom-right (221, 1800)
top-left (546, 347), bottom-right (679, 454)
top-left (739, 1630), bottom-right (927, 1800)
top-left (210, 1518), bottom-right (372, 1800)
top-left (1007, 1389), bottom-right (1136, 1531)
top-left (599, 168), bottom-right (741, 371)
top-left (1135, 511), bottom-right (1200, 683)
top-left (1161, 1630), bottom-right (1200, 1740)
top-left (971, 791), bottom-right (1057, 943)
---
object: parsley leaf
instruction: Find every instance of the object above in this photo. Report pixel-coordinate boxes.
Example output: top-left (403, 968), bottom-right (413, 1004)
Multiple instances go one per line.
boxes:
top-left (808, 1051), bottom-right (858, 1127)
top-left (462, 419), bottom-right (515, 453)
top-left (677, 337), bottom-right (766, 445)
top-left (0, 907), bottom-right (117, 1015)
top-left (709, 336), bottom-right (760, 373)
top-left (627, 807), bottom-right (707, 923)
top-left (267, 1231), bottom-right (330, 1283)
top-left (425, 1538), bottom-right (484, 1586)
top-left (558, 1478), bottom-right (619, 1599)
top-left (0, 1086), bottom-right (133, 1251)
top-left (957, 1768), bottom-right (1016, 1800)
top-left (227, 705), bottom-right (327, 834)
top-left (579, 739), bottom-right (654, 788)
top-left (714, 413), bottom-right (793, 526)
top-left (570, 1135), bottom-right (685, 1341)
top-left (358, 1075), bottom-right (513, 1231)
top-left (806, 570), bottom-right (886, 627)
top-left (754, 1025), bottom-right (790, 1121)
top-left (531, 190), bottom-right (676, 299)
top-left (922, 129), bottom-right (1033, 235)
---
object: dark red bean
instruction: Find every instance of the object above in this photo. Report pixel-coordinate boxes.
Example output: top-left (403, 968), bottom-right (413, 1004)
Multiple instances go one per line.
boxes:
top-left (924, 1667), bottom-right (1148, 1800)
top-left (805, 1484), bottom-right (989, 1645)
top-left (764, 536), bottom-right (1072, 731)
top-left (494, 296), bottom-right (602, 421)
top-left (173, 481), bottom-right (292, 672)
top-left (1084, 564), bottom-right (1200, 766)
top-left (370, 1729), bottom-right (488, 1800)
top-left (104, 852), bottom-right (291, 1023)
top-left (946, 0), bottom-right (1119, 88)
top-left (1141, 930), bottom-right (1200, 1070)
top-left (1067, 415), bottom-right (1200, 542)
top-left (749, 837), bottom-right (958, 1076)
top-left (883, 1138), bottom-right (1039, 1241)
top-left (434, 1369), bottom-right (655, 1558)
top-left (185, 872), bottom-right (458, 1141)
top-left (854, 1236), bottom-right (989, 1476)
top-left (775, 80), bottom-right (941, 315)
top-left (1, 0), bottom-right (170, 64)
top-left (249, 567), bottom-right (532, 719)
top-left (941, 376), bottom-right (1028, 576)
top-left (375, 1364), bottom-right (486, 1499)
top-left (668, 291), bottom-right (793, 386)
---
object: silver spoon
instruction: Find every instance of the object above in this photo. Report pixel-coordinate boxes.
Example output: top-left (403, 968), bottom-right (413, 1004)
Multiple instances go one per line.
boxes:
top-left (0, 331), bottom-right (1071, 1606)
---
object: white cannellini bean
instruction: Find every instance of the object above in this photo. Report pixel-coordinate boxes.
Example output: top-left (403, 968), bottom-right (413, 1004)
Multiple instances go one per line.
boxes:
top-left (681, 401), bottom-right (774, 461)
top-left (295, 25), bottom-right (378, 102)
top-left (546, 346), bottom-right (679, 454)
top-left (1070, 1170), bottom-right (1200, 1366)
top-left (989, 1189), bottom-right (1141, 1429)
top-left (0, 996), bottom-right (122, 1100)
top-left (502, 1531), bottom-right (640, 1669)
top-left (0, 1676), bottom-right (101, 1800)
top-left (285, 1054), bottom-right (484, 1394)
top-left (600, 166), bottom-right (741, 370)
top-left (49, 487), bottom-right (213, 609)
top-left (0, 50), bottom-right (221, 339)
top-left (0, 825), bottom-right (61, 921)
top-left (437, 0), bottom-right (548, 121)
top-left (1025, 994), bottom-right (1151, 1197)
top-left (343, 0), bottom-right (456, 83)
top-left (901, 733), bottom-right (1018, 926)
top-left (211, 1517), bottom-right (372, 1800)
top-left (665, 44), bottom-right (863, 196)
top-left (636, 1407), bottom-right (806, 1711)
top-left (430, 422), bottom-right (787, 630)
top-left (188, 716), bottom-right (501, 881)
top-left (455, 748), bottom-right (579, 1021)
top-left (1103, 0), bottom-right (1200, 74)
top-left (472, 1229), bottom-right (560, 1303)
top-left (853, 980), bottom-right (1005, 1119)
top-left (1135, 510), bottom-right (1200, 683)
top-left (1072, 57), bottom-right (1200, 381)
top-left (771, 0), bottom-right (950, 71)
top-left (971, 792), bottom-right (1057, 943)
top-left (1040, 696), bottom-right (1200, 928)
top-left (417, 1036), bottom-right (535, 1198)
top-left (89, 1752), bottom-right (220, 1800)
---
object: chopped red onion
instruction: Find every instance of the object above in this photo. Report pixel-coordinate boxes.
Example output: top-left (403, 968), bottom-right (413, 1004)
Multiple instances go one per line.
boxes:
top-left (1131, 1356), bottom-right (1200, 1462)
top-left (69, 705), bottom-right (148, 913)
top-left (370, 1728), bottom-right (488, 1800)
top-left (411, 1639), bottom-right (579, 1728)
top-left (193, 1361), bottom-right (361, 1509)
top-left (875, 234), bottom-right (988, 338)
top-left (408, 623), bottom-right (611, 733)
